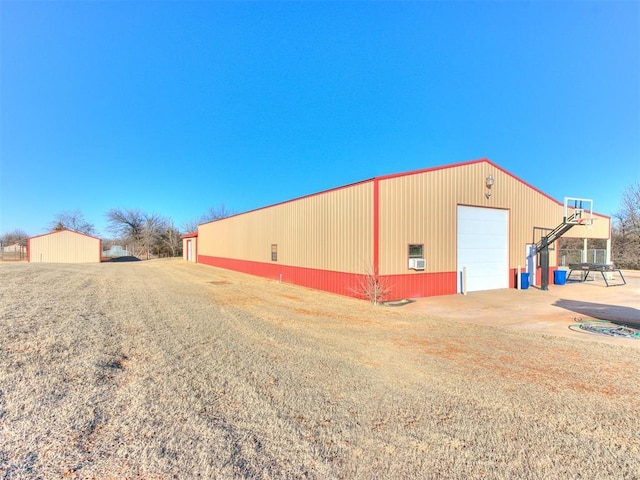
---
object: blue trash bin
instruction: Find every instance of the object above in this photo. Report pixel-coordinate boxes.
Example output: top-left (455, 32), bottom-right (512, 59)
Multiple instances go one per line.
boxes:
top-left (520, 272), bottom-right (530, 289)
top-left (554, 269), bottom-right (567, 285)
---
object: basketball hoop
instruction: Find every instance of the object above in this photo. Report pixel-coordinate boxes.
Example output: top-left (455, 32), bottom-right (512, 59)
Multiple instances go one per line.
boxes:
top-left (576, 217), bottom-right (594, 226)
top-left (564, 197), bottom-right (593, 225)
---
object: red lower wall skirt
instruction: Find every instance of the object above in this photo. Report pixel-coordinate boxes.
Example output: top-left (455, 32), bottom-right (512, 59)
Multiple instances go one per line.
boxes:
top-left (379, 272), bottom-right (458, 298)
top-left (197, 255), bottom-right (458, 299)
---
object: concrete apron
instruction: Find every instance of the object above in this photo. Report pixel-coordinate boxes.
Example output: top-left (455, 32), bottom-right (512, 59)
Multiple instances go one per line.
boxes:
top-left (404, 270), bottom-right (640, 348)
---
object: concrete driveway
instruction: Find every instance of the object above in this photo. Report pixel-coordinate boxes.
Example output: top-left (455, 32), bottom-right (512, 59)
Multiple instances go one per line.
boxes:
top-left (404, 270), bottom-right (640, 347)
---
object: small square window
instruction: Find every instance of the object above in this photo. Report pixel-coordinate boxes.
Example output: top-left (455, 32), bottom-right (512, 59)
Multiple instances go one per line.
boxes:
top-left (408, 244), bottom-right (424, 258)
top-left (271, 244), bottom-right (278, 262)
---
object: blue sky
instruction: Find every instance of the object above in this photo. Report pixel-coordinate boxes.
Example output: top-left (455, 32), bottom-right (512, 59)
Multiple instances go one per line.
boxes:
top-left (1, 1), bottom-right (638, 237)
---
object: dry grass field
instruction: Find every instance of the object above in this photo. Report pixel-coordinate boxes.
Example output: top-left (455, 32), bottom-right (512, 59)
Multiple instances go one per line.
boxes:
top-left (1, 260), bottom-right (639, 479)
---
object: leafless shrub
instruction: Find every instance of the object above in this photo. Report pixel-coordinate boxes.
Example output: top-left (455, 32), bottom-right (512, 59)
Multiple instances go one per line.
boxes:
top-left (352, 263), bottom-right (392, 305)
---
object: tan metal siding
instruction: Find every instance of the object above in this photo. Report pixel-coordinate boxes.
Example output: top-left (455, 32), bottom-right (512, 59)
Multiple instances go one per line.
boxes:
top-left (29, 230), bottom-right (101, 263)
top-left (378, 161), bottom-right (594, 275)
top-left (198, 182), bottom-right (373, 274)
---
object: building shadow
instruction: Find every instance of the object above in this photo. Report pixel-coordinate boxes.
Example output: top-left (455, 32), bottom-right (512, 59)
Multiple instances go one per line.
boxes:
top-left (104, 256), bottom-right (141, 262)
top-left (554, 299), bottom-right (640, 327)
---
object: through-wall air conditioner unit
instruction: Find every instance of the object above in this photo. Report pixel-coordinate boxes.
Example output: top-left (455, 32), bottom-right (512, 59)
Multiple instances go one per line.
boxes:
top-left (409, 258), bottom-right (426, 270)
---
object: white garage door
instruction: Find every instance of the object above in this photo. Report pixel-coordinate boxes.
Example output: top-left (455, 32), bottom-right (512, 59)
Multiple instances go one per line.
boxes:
top-left (457, 206), bottom-right (509, 293)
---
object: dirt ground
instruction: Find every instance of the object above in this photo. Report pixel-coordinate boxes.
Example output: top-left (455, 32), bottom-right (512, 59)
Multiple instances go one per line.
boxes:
top-left (1, 260), bottom-right (639, 479)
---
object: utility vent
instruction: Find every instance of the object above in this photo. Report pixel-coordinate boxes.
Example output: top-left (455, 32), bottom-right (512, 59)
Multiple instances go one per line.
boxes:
top-left (409, 258), bottom-right (426, 270)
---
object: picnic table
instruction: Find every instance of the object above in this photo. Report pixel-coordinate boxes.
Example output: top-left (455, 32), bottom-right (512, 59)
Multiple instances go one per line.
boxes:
top-left (567, 263), bottom-right (627, 287)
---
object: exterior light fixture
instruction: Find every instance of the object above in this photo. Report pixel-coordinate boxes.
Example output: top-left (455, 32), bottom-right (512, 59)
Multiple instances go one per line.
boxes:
top-left (485, 174), bottom-right (495, 198)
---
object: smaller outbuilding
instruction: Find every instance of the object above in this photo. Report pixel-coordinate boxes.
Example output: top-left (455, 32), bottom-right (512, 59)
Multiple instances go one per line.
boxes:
top-left (28, 229), bottom-right (102, 263)
top-left (181, 231), bottom-right (198, 262)
top-left (2, 243), bottom-right (26, 253)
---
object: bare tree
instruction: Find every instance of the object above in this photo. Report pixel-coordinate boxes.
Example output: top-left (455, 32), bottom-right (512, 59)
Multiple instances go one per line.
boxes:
top-left (201, 203), bottom-right (235, 222)
top-left (106, 209), bottom-right (177, 260)
top-left (47, 210), bottom-right (96, 236)
top-left (0, 229), bottom-right (28, 261)
top-left (183, 203), bottom-right (236, 233)
top-left (106, 208), bottom-right (147, 258)
top-left (141, 213), bottom-right (167, 260)
top-left (181, 220), bottom-right (200, 236)
top-left (156, 222), bottom-right (183, 258)
top-left (106, 208), bottom-right (144, 238)
top-left (1, 229), bottom-right (29, 246)
top-left (612, 182), bottom-right (640, 269)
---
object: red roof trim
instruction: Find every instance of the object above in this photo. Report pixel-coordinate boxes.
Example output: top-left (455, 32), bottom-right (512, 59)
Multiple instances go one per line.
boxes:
top-left (375, 157), bottom-right (565, 205)
top-left (199, 178), bottom-right (374, 226)
top-left (479, 159), bottom-right (561, 205)
top-left (199, 158), bottom-right (607, 225)
top-left (375, 157), bottom-right (489, 181)
top-left (27, 228), bottom-right (102, 241)
top-left (181, 231), bottom-right (198, 239)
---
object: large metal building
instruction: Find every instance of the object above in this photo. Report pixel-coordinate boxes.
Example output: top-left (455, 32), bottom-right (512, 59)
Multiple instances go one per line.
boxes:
top-left (28, 229), bottom-right (102, 263)
top-left (193, 159), bottom-right (610, 299)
